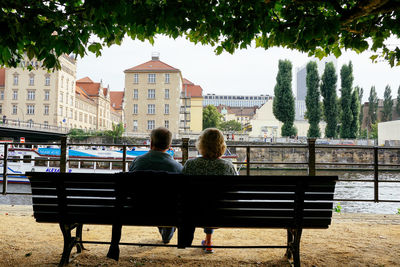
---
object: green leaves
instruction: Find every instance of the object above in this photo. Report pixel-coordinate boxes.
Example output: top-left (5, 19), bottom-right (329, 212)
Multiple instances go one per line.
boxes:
top-left (1, 1), bottom-right (400, 68)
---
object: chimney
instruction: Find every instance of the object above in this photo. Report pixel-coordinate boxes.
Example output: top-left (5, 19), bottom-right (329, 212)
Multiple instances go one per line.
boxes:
top-left (151, 52), bottom-right (160, 61)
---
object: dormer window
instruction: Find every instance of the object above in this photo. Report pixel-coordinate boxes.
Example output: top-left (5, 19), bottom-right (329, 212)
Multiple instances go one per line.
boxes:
top-left (13, 74), bottom-right (19, 85)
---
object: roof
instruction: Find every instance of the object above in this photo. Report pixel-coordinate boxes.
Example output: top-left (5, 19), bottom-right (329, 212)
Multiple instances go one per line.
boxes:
top-left (0, 68), bottom-right (5, 87)
top-left (182, 78), bottom-right (203, 97)
top-left (76, 77), bottom-right (94, 83)
top-left (75, 85), bottom-right (94, 103)
top-left (124, 59), bottom-right (180, 72)
top-left (110, 91), bottom-right (124, 110)
top-left (76, 77), bottom-right (104, 97)
top-left (183, 78), bottom-right (194, 85)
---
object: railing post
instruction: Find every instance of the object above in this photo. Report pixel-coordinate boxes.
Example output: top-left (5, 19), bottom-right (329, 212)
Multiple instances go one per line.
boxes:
top-left (60, 136), bottom-right (67, 173)
top-left (307, 138), bottom-right (316, 176)
top-left (182, 138), bottom-right (189, 166)
top-left (2, 143), bottom-right (8, 195)
top-left (122, 145), bottom-right (127, 172)
top-left (374, 146), bottom-right (379, 202)
top-left (246, 146), bottom-right (250, 176)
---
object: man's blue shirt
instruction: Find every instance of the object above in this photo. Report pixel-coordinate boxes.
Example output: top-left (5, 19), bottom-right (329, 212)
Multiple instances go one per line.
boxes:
top-left (128, 149), bottom-right (183, 173)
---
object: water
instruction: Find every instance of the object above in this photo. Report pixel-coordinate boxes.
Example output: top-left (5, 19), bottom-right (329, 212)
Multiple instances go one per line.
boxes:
top-left (1, 171), bottom-right (399, 214)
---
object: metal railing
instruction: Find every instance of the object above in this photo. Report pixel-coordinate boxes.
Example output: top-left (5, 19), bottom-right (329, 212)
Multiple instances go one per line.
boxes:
top-left (0, 118), bottom-right (70, 133)
top-left (1, 138), bottom-right (399, 203)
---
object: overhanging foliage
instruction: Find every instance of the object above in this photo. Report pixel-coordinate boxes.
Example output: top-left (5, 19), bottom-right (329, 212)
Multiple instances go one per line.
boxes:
top-left (1, 0), bottom-right (400, 69)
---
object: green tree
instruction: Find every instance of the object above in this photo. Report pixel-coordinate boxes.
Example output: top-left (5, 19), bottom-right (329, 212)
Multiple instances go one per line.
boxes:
top-left (273, 60), bottom-right (296, 137)
top-left (381, 85), bottom-right (393, 121)
top-left (367, 86), bottom-right (379, 129)
top-left (203, 105), bottom-right (222, 129)
top-left (355, 86), bottom-right (364, 135)
top-left (320, 62), bottom-right (338, 138)
top-left (397, 86), bottom-right (400, 116)
top-left (105, 122), bottom-right (124, 143)
top-left (349, 89), bottom-right (360, 138)
top-left (339, 62), bottom-right (354, 138)
top-left (369, 122), bottom-right (378, 139)
top-left (305, 61), bottom-right (321, 138)
top-left (218, 120), bottom-right (242, 132)
top-left (2, 2), bottom-right (400, 69)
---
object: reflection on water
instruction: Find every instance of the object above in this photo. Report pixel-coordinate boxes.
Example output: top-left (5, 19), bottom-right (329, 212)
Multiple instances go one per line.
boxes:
top-left (240, 169), bottom-right (400, 214)
top-left (1, 170), bottom-right (399, 214)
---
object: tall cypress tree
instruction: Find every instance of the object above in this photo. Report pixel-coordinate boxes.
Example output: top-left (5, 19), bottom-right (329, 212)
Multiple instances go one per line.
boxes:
top-left (382, 85), bottom-right (393, 121)
top-left (349, 89), bottom-right (360, 138)
top-left (273, 59), bottom-right (296, 137)
top-left (397, 85), bottom-right (400, 116)
top-left (339, 61), bottom-right (354, 138)
top-left (367, 86), bottom-right (379, 129)
top-left (320, 62), bottom-right (338, 138)
top-left (305, 61), bottom-right (321, 137)
top-left (355, 86), bottom-right (364, 134)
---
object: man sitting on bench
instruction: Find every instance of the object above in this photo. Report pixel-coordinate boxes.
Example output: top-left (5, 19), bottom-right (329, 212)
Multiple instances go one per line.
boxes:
top-left (107, 127), bottom-right (183, 259)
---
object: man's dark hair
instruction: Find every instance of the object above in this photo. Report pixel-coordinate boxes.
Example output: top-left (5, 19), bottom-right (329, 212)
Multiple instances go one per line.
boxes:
top-left (150, 127), bottom-right (172, 150)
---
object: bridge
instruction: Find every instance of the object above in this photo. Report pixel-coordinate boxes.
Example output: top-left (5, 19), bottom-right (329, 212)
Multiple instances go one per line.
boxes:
top-left (0, 119), bottom-right (68, 142)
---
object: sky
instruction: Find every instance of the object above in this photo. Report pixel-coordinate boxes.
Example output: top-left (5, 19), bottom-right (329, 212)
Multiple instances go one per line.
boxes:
top-left (76, 35), bottom-right (400, 103)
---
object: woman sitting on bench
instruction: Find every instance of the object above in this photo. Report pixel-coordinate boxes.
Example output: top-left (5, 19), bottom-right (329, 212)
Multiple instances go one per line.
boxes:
top-left (182, 128), bottom-right (238, 253)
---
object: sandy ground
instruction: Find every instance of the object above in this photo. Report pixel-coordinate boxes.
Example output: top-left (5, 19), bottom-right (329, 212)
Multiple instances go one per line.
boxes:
top-left (0, 205), bottom-right (399, 267)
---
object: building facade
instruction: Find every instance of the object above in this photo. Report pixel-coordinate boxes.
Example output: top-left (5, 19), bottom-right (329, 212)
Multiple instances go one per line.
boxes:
top-left (0, 56), bottom-right (122, 132)
top-left (0, 55), bottom-right (76, 129)
top-left (182, 78), bottom-right (203, 132)
top-left (124, 54), bottom-right (183, 136)
top-left (203, 94), bottom-right (271, 107)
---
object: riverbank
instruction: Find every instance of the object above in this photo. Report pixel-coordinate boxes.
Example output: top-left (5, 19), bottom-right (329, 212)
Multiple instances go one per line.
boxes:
top-left (0, 205), bottom-right (399, 266)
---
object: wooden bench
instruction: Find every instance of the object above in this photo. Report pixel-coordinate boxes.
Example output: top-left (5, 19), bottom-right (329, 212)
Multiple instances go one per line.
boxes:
top-left (27, 171), bottom-right (337, 267)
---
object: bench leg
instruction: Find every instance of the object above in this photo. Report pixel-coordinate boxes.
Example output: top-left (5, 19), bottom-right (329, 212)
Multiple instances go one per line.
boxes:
top-left (286, 228), bottom-right (302, 267)
top-left (76, 224), bottom-right (85, 253)
top-left (59, 223), bottom-right (76, 267)
top-left (107, 223), bottom-right (122, 261)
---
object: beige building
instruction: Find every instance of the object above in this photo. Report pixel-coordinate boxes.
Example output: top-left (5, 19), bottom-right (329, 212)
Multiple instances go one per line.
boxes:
top-left (124, 54), bottom-right (183, 136)
top-left (182, 79), bottom-right (203, 133)
top-left (249, 100), bottom-right (326, 138)
top-left (378, 120), bottom-right (400, 146)
top-left (0, 55), bottom-right (76, 129)
top-left (0, 56), bottom-right (122, 132)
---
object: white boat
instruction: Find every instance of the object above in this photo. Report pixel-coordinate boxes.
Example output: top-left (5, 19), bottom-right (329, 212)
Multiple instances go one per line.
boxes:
top-left (0, 146), bottom-right (238, 184)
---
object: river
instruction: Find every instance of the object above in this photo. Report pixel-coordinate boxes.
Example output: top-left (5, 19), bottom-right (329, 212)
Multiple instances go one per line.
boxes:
top-left (1, 170), bottom-right (399, 214)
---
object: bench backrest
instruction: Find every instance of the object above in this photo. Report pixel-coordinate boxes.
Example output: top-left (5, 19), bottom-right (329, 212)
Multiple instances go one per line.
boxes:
top-left (28, 172), bottom-right (337, 229)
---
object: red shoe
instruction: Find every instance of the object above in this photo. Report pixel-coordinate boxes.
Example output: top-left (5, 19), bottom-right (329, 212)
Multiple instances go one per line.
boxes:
top-left (201, 240), bottom-right (214, 253)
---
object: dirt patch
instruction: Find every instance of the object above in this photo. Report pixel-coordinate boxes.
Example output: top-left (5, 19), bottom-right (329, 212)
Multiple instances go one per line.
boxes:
top-left (0, 205), bottom-right (399, 266)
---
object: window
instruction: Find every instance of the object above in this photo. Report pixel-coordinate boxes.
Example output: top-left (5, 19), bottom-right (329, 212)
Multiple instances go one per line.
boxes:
top-left (45, 76), bottom-right (50, 86)
top-left (59, 106), bottom-right (63, 116)
top-left (133, 120), bottom-right (138, 132)
top-left (79, 112), bottom-right (83, 122)
top-left (133, 89), bottom-right (138, 99)
top-left (164, 120), bottom-right (169, 129)
top-left (147, 120), bottom-right (155, 130)
top-left (165, 74), bottom-right (170, 84)
top-left (134, 73), bottom-right (139, 84)
top-left (13, 75), bottom-right (18, 85)
top-left (27, 90), bottom-right (35, 100)
top-left (70, 96), bottom-right (73, 105)
top-left (44, 90), bottom-right (50, 100)
top-left (165, 89), bottom-right (169, 99)
top-left (70, 109), bottom-right (74, 119)
top-left (148, 89), bottom-right (155, 99)
top-left (61, 76), bottom-right (63, 88)
top-left (0, 104), bottom-right (2, 114)
top-left (44, 105), bottom-right (49, 115)
top-left (27, 104), bottom-right (35, 115)
top-left (0, 90), bottom-right (3, 100)
top-left (12, 105), bottom-right (17, 114)
top-left (29, 75), bottom-right (35, 86)
top-left (133, 104), bottom-right (138, 114)
top-left (43, 121), bottom-right (49, 129)
top-left (12, 90), bottom-right (18, 100)
top-left (164, 104), bottom-right (169, 114)
top-left (148, 104), bottom-right (155, 114)
top-left (60, 92), bottom-right (63, 102)
top-left (148, 74), bottom-right (156, 83)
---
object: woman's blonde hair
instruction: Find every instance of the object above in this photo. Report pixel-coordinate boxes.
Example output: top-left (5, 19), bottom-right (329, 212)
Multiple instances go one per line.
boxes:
top-left (196, 128), bottom-right (226, 159)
